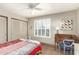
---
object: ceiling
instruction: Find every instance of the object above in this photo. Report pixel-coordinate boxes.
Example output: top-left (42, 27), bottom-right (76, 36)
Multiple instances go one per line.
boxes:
top-left (0, 3), bottom-right (79, 18)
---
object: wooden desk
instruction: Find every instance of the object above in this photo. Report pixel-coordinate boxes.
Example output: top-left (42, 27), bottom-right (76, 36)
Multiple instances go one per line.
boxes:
top-left (55, 34), bottom-right (77, 43)
top-left (55, 34), bottom-right (77, 50)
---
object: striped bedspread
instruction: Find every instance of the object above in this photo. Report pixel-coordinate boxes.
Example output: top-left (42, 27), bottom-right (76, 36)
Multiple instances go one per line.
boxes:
top-left (0, 39), bottom-right (41, 55)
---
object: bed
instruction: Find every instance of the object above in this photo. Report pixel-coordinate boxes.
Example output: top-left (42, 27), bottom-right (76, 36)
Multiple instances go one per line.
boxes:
top-left (0, 39), bottom-right (42, 55)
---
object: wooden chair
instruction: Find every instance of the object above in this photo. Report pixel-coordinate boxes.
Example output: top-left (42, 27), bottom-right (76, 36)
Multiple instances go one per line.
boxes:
top-left (58, 39), bottom-right (74, 55)
top-left (55, 34), bottom-right (77, 51)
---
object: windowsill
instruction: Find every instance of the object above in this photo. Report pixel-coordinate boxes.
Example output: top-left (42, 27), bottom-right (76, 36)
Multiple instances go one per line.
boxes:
top-left (34, 35), bottom-right (51, 38)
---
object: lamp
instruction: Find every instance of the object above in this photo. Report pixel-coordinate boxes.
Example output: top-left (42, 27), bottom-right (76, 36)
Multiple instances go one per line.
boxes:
top-left (56, 27), bottom-right (60, 34)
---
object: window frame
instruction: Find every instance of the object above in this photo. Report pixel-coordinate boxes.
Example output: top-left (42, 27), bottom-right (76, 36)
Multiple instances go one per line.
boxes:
top-left (34, 18), bottom-right (51, 38)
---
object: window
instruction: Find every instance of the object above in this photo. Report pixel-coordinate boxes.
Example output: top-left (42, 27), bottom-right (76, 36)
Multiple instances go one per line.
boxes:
top-left (34, 19), bottom-right (51, 38)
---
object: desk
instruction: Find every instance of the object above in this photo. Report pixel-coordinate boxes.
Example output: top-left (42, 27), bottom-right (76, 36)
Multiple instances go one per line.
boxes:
top-left (55, 34), bottom-right (77, 50)
top-left (74, 43), bottom-right (79, 55)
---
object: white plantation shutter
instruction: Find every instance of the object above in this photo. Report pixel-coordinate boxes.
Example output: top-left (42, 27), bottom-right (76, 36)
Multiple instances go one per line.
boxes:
top-left (34, 19), bottom-right (51, 38)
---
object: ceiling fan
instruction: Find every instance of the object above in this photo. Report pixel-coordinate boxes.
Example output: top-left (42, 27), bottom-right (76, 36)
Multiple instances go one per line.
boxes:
top-left (26, 3), bottom-right (42, 10)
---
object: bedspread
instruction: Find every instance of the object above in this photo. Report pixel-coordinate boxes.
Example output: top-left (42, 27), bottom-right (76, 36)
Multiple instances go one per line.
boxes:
top-left (0, 39), bottom-right (41, 55)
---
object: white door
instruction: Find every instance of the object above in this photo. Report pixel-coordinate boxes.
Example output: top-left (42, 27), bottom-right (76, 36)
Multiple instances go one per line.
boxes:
top-left (0, 17), bottom-right (7, 43)
top-left (20, 21), bottom-right (27, 39)
top-left (11, 19), bottom-right (20, 40)
top-left (74, 43), bottom-right (79, 55)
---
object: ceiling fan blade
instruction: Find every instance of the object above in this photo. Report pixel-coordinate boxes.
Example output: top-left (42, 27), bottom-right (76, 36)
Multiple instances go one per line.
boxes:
top-left (34, 8), bottom-right (42, 10)
top-left (28, 3), bottom-right (40, 8)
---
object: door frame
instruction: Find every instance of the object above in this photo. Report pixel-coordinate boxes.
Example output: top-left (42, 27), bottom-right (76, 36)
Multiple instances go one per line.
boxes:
top-left (0, 15), bottom-right (8, 42)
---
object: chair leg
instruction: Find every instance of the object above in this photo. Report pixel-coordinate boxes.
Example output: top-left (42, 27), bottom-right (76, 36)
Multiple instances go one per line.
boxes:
top-left (71, 48), bottom-right (73, 55)
top-left (64, 47), bottom-right (66, 55)
top-left (55, 43), bottom-right (58, 51)
top-left (71, 50), bottom-right (72, 55)
top-left (58, 44), bottom-right (61, 55)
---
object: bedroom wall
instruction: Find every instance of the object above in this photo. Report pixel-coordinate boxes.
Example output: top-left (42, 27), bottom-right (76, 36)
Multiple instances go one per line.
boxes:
top-left (76, 9), bottom-right (79, 36)
top-left (0, 9), bottom-right (28, 42)
top-left (28, 10), bottom-right (77, 45)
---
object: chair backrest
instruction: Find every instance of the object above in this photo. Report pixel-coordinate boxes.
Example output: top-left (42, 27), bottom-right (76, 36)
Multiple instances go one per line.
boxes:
top-left (63, 39), bottom-right (74, 47)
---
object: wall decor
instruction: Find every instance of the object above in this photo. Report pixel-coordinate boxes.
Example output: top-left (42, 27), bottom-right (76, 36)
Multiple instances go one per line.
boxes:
top-left (61, 17), bottom-right (73, 31)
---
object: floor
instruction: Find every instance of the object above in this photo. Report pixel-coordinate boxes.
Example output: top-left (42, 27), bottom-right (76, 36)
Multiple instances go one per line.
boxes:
top-left (41, 43), bottom-right (75, 55)
top-left (41, 43), bottom-right (63, 55)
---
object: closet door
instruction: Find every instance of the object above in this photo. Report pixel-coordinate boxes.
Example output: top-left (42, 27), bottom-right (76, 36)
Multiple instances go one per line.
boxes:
top-left (20, 21), bottom-right (27, 39)
top-left (11, 19), bottom-right (20, 40)
top-left (0, 16), bottom-right (7, 43)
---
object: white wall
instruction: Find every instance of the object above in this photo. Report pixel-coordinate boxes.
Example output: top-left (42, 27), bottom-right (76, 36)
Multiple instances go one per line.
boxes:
top-left (28, 10), bottom-right (77, 45)
top-left (76, 9), bottom-right (79, 36)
